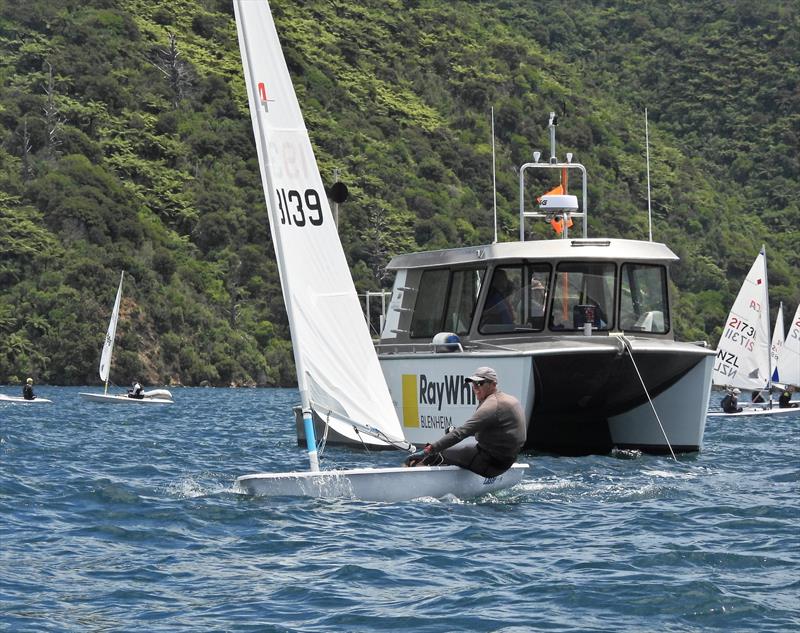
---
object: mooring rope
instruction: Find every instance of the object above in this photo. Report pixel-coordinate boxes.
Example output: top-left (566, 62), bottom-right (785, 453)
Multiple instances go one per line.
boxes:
top-left (619, 335), bottom-right (678, 462)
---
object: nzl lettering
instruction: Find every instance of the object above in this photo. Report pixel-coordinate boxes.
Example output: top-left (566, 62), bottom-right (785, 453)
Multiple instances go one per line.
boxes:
top-left (275, 188), bottom-right (323, 226)
top-left (715, 350), bottom-right (740, 367)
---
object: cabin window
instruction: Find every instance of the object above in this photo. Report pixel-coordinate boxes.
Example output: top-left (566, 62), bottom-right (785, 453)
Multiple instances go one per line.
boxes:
top-left (478, 264), bottom-right (552, 334)
top-left (620, 264), bottom-right (669, 334)
top-left (526, 265), bottom-right (551, 331)
top-left (445, 268), bottom-right (485, 335)
top-left (409, 269), bottom-right (449, 338)
top-left (409, 267), bottom-right (486, 338)
top-left (479, 265), bottom-right (524, 333)
top-left (549, 262), bottom-right (615, 331)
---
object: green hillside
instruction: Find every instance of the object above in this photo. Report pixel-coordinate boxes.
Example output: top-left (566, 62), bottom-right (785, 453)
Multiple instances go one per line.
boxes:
top-left (0, 0), bottom-right (797, 386)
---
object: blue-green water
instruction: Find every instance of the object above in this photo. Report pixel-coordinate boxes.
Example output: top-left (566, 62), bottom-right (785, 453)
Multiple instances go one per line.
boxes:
top-left (1, 387), bottom-right (798, 632)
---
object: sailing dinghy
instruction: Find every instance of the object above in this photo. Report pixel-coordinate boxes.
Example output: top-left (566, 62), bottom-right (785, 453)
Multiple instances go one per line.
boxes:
top-left (78, 271), bottom-right (173, 405)
top-left (708, 247), bottom-right (799, 417)
top-left (231, 0), bottom-right (527, 500)
top-left (0, 394), bottom-right (53, 404)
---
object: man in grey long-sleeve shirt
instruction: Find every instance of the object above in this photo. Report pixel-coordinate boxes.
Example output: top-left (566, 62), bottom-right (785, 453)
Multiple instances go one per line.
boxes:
top-left (406, 366), bottom-right (526, 477)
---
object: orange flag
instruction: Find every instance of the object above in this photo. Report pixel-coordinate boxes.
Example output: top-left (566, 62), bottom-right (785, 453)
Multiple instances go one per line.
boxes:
top-left (549, 215), bottom-right (574, 235)
top-left (536, 184), bottom-right (564, 204)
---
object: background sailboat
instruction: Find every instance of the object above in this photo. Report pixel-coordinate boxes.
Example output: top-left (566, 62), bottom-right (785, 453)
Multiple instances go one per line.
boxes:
top-left (770, 302), bottom-right (784, 387)
top-left (776, 303), bottom-right (800, 393)
top-left (231, 0), bottom-right (527, 500)
top-left (79, 272), bottom-right (173, 404)
top-left (709, 248), bottom-right (799, 417)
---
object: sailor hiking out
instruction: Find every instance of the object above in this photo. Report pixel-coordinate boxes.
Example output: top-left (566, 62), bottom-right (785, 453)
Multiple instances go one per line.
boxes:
top-left (405, 366), bottom-right (526, 477)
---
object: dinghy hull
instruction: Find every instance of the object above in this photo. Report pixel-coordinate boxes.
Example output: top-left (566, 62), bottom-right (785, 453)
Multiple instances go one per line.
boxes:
top-left (0, 395), bottom-right (53, 404)
top-left (78, 392), bottom-right (173, 404)
top-left (706, 406), bottom-right (800, 418)
top-left (235, 463), bottom-right (528, 502)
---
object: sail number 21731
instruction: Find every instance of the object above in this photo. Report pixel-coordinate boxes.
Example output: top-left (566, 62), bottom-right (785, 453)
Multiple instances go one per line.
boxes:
top-left (275, 187), bottom-right (324, 226)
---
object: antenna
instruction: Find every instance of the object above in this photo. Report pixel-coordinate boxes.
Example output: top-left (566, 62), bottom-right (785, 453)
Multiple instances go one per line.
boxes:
top-left (491, 106), bottom-right (498, 244)
top-left (645, 108), bottom-right (653, 241)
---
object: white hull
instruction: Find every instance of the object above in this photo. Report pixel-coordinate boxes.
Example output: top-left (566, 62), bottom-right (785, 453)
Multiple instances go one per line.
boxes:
top-left (235, 463), bottom-right (528, 502)
top-left (79, 392), bottom-right (173, 404)
top-left (0, 394), bottom-right (53, 404)
top-left (376, 338), bottom-right (714, 455)
top-left (707, 406), bottom-right (800, 418)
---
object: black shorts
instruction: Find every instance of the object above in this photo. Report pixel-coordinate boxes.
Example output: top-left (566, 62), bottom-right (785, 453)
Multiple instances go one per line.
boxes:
top-left (440, 440), bottom-right (514, 478)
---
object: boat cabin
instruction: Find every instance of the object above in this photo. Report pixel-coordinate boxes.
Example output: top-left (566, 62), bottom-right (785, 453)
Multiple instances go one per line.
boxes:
top-left (379, 238), bottom-right (677, 350)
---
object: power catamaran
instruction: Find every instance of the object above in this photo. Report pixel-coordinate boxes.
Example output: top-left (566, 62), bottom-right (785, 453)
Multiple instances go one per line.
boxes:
top-left (301, 115), bottom-right (717, 456)
top-left (232, 0), bottom-right (527, 500)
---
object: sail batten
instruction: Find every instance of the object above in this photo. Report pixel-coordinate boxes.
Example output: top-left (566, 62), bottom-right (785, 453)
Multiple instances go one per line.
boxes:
top-left (233, 0), bottom-right (403, 444)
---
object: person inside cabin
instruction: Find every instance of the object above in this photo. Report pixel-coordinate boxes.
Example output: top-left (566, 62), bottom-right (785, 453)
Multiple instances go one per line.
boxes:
top-left (22, 377), bottom-right (35, 400)
top-left (721, 387), bottom-right (743, 413)
top-left (481, 269), bottom-right (516, 327)
top-left (751, 390), bottom-right (766, 404)
top-left (404, 366), bottom-right (526, 477)
top-left (128, 381), bottom-right (144, 399)
top-left (778, 386), bottom-right (798, 408)
top-left (530, 277), bottom-right (547, 318)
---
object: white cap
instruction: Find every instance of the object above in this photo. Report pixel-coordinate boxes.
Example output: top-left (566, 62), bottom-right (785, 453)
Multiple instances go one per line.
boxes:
top-left (466, 367), bottom-right (498, 383)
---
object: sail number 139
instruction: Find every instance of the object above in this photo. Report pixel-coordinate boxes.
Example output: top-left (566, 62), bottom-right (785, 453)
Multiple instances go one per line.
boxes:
top-left (276, 187), bottom-right (324, 226)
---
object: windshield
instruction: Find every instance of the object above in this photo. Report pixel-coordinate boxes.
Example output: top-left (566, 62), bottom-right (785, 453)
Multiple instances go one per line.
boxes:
top-left (549, 262), bottom-right (615, 331)
top-left (619, 263), bottom-right (669, 333)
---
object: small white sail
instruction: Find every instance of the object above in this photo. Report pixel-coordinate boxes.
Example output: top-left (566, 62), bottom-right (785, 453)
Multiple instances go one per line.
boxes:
top-left (233, 0), bottom-right (403, 444)
top-left (770, 302), bottom-right (784, 384)
top-left (777, 304), bottom-right (800, 387)
top-left (712, 247), bottom-right (771, 391)
top-left (99, 271), bottom-right (124, 383)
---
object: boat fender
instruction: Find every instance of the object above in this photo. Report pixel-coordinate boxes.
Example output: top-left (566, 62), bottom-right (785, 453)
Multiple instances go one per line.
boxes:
top-left (432, 332), bottom-right (461, 353)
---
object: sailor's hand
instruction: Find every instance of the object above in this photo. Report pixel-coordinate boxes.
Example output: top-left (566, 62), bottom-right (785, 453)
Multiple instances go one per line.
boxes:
top-left (404, 450), bottom-right (426, 467)
top-left (423, 443), bottom-right (433, 454)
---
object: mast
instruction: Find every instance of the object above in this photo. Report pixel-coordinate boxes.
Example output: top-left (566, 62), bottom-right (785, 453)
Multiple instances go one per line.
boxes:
top-left (645, 108), bottom-right (653, 242)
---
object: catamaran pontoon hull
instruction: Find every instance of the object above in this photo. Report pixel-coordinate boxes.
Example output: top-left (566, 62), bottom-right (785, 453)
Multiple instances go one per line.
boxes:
top-left (235, 463), bottom-right (528, 502)
top-left (378, 340), bottom-right (714, 455)
top-left (298, 343), bottom-right (714, 455)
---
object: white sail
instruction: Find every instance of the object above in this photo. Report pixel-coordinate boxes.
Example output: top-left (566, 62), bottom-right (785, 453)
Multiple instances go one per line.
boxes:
top-left (233, 0), bottom-right (403, 443)
top-left (99, 271), bottom-right (124, 383)
top-left (777, 304), bottom-right (800, 387)
top-left (712, 247), bottom-right (771, 391)
top-left (770, 302), bottom-right (784, 384)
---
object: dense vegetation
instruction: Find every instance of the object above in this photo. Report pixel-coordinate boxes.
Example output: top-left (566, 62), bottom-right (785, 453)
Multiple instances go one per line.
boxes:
top-left (0, 0), bottom-right (797, 386)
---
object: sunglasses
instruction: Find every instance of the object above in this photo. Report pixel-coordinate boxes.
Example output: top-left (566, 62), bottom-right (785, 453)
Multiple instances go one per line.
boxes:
top-left (471, 380), bottom-right (487, 387)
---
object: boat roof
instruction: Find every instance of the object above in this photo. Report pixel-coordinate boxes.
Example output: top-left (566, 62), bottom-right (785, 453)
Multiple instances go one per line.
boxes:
top-left (386, 238), bottom-right (679, 270)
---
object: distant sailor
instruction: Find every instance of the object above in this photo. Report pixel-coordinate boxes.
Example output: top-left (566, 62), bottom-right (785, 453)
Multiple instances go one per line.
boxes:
top-left (22, 377), bottom-right (35, 401)
top-left (405, 366), bottom-right (526, 477)
top-left (721, 387), bottom-right (743, 413)
top-left (128, 381), bottom-right (144, 399)
top-left (778, 386), bottom-right (798, 409)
